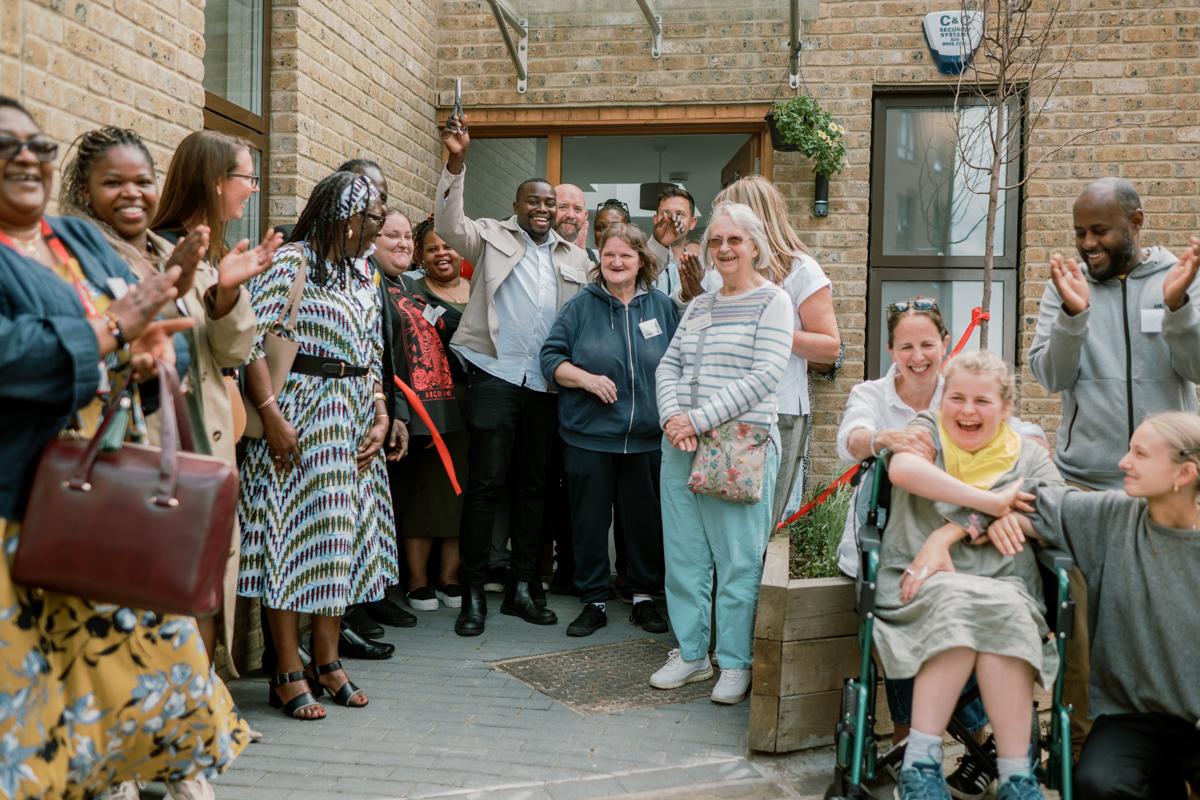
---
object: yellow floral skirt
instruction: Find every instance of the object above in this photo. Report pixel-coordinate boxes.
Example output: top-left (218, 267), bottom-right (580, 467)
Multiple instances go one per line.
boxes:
top-left (0, 520), bottom-right (249, 799)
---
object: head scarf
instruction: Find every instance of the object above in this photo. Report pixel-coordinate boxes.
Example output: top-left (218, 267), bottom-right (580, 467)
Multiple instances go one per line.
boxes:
top-left (338, 173), bottom-right (379, 220)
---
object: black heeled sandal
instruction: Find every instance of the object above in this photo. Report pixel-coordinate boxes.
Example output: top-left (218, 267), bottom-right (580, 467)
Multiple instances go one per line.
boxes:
top-left (307, 659), bottom-right (367, 707)
top-left (267, 671), bottom-right (324, 720)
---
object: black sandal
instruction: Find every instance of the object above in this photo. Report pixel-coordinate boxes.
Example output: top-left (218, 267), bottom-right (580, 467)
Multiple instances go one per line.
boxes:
top-left (308, 659), bottom-right (367, 707)
top-left (268, 670), bottom-right (324, 720)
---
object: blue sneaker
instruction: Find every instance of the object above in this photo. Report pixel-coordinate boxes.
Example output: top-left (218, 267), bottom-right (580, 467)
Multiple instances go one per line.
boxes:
top-left (894, 760), bottom-right (951, 800)
top-left (996, 773), bottom-right (1043, 800)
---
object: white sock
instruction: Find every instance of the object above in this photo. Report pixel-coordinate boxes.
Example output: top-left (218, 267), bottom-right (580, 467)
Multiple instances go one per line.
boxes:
top-left (996, 756), bottom-right (1031, 784)
top-left (902, 728), bottom-right (944, 770)
top-left (633, 594), bottom-right (652, 604)
top-left (591, 602), bottom-right (606, 612)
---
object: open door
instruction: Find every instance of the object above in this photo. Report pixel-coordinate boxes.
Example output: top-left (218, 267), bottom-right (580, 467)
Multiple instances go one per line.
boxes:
top-left (721, 136), bottom-right (760, 187)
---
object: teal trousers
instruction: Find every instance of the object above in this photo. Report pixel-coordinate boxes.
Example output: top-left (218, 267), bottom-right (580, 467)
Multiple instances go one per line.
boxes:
top-left (660, 436), bottom-right (779, 670)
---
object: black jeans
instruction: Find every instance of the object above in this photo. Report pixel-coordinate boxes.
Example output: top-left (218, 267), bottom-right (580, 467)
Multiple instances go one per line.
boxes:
top-left (562, 444), bottom-right (664, 604)
top-left (458, 370), bottom-right (556, 586)
top-left (1075, 713), bottom-right (1200, 799)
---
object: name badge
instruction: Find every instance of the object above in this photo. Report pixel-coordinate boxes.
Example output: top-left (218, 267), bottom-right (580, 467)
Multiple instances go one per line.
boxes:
top-left (422, 303), bottom-right (447, 326)
top-left (1141, 307), bottom-right (1165, 334)
top-left (688, 311), bottom-right (712, 332)
top-left (639, 318), bottom-right (663, 339)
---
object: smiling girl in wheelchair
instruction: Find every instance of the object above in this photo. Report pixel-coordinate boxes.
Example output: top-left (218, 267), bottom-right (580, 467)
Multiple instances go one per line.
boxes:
top-left (873, 351), bottom-right (1065, 800)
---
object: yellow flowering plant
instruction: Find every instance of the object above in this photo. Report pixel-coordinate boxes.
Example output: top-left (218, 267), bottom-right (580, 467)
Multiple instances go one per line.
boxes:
top-left (770, 95), bottom-right (847, 176)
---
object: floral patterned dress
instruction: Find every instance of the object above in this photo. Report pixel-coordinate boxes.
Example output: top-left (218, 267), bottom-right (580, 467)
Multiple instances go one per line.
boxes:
top-left (0, 248), bottom-right (248, 799)
top-left (237, 243), bottom-right (398, 614)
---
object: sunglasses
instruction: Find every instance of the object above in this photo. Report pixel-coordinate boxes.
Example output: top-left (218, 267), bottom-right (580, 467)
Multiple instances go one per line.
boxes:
top-left (227, 172), bottom-right (260, 188)
top-left (596, 199), bottom-right (630, 214)
top-left (0, 134), bottom-right (59, 163)
top-left (887, 298), bottom-right (939, 315)
top-left (364, 211), bottom-right (387, 226)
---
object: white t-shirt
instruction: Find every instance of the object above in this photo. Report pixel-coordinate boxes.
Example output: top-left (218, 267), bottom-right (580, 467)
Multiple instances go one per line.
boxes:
top-left (777, 253), bottom-right (832, 416)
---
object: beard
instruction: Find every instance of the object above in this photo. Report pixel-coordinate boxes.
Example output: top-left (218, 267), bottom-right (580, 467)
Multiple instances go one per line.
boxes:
top-left (554, 219), bottom-right (581, 241)
top-left (1079, 232), bottom-right (1138, 281)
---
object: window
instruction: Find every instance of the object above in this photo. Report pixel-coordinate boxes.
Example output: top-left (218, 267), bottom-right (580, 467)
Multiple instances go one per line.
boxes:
top-left (867, 92), bottom-right (1021, 377)
top-left (203, 0), bottom-right (270, 239)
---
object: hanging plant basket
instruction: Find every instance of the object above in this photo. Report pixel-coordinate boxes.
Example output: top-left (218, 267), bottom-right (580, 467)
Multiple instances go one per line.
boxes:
top-left (765, 112), bottom-right (801, 153)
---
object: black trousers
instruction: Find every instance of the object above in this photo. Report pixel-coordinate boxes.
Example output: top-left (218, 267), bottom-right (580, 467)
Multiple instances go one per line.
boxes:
top-left (458, 370), bottom-right (556, 586)
top-left (1074, 713), bottom-right (1200, 799)
top-left (562, 444), bottom-right (664, 604)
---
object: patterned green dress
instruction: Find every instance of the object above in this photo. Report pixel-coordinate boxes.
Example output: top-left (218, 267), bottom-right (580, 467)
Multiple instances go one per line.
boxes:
top-left (237, 243), bottom-right (398, 614)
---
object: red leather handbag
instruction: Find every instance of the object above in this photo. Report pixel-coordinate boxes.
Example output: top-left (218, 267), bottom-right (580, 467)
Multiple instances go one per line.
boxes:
top-left (14, 362), bottom-right (238, 618)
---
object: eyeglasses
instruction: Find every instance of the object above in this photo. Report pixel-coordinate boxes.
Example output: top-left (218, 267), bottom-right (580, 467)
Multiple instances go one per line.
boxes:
top-left (227, 172), bottom-right (260, 188)
top-left (364, 211), bottom-right (387, 226)
top-left (887, 298), bottom-right (939, 315)
top-left (0, 134), bottom-right (59, 163)
top-left (596, 199), bottom-right (630, 215)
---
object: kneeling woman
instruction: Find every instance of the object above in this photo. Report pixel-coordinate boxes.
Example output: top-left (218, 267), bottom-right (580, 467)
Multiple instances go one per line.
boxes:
top-left (876, 351), bottom-right (1062, 800)
top-left (999, 411), bottom-right (1200, 800)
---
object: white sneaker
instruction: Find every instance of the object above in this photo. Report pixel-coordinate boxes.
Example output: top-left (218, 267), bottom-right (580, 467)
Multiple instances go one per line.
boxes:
top-left (649, 648), bottom-right (714, 689)
top-left (98, 782), bottom-right (141, 800)
top-left (711, 668), bottom-right (751, 704)
top-left (166, 778), bottom-right (215, 800)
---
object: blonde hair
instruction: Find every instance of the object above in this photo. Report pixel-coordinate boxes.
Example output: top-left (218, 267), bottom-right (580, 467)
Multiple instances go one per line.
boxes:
top-left (701, 202), bottom-right (773, 276)
top-left (1141, 412), bottom-right (1200, 491)
top-left (941, 350), bottom-right (1015, 407)
top-left (713, 175), bottom-right (807, 286)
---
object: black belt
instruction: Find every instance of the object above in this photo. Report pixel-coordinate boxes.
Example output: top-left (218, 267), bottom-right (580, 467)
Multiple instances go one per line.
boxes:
top-left (291, 353), bottom-right (370, 379)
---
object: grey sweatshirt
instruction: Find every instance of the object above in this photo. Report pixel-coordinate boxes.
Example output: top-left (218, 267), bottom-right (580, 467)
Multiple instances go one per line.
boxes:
top-left (1029, 484), bottom-right (1200, 728)
top-left (1028, 246), bottom-right (1200, 489)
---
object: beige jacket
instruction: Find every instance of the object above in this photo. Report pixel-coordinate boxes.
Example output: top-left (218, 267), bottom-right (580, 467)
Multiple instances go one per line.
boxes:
top-left (434, 167), bottom-right (590, 359)
top-left (143, 233), bottom-right (256, 674)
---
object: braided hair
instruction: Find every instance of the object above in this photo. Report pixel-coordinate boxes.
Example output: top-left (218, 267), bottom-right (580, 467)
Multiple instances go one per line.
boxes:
top-left (60, 127), bottom-right (155, 219)
top-left (289, 170), bottom-right (376, 286)
top-left (60, 127), bottom-right (157, 266)
top-left (412, 215), bottom-right (437, 264)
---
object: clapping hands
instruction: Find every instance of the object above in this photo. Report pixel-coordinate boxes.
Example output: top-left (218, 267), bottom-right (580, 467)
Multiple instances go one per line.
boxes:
top-left (1050, 253), bottom-right (1090, 316)
top-left (1163, 236), bottom-right (1200, 312)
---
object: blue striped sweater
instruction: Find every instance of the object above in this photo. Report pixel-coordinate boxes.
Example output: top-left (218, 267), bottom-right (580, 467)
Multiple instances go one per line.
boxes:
top-left (655, 282), bottom-right (793, 435)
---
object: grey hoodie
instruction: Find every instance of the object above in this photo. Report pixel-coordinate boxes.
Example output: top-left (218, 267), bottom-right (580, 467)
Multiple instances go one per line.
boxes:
top-left (1029, 246), bottom-right (1200, 489)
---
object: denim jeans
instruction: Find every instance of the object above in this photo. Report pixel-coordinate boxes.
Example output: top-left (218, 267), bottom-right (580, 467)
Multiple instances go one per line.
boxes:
top-left (458, 369), bottom-right (555, 586)
top-left (884, 674), bottom-right (988, 733)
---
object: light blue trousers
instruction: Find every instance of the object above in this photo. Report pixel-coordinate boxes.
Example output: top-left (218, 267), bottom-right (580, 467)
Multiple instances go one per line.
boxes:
top-left (660, 436), bottom-right (779, 670)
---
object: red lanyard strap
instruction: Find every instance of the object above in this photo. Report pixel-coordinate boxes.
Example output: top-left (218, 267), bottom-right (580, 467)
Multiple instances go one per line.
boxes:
top-left (0, 219), bottom-right (98, 317)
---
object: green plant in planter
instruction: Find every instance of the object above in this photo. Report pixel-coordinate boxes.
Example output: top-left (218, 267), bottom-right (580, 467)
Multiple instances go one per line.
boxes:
top-left (786, 480), bottom-right (854, 580)
top-left (771, 95), bottom-right (848, 176)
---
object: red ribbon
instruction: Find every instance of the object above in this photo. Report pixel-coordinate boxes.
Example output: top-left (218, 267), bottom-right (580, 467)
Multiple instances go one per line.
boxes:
top-left (393, 376), bottom-right (462, 495)
top-left (950, 306), bottom-right (990, 357)
top-left (777, 305), bottom-right (992, 529)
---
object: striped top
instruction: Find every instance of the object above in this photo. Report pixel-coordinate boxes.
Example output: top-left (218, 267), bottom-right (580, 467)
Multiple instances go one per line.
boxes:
top-left (656, 281), bottom-right (794, 435)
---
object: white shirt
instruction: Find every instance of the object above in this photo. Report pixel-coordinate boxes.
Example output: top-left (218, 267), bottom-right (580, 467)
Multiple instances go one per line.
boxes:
top-left (455, 228), bottom-right (560, 392)
top-left (777, 253), bottom-right (832, 416)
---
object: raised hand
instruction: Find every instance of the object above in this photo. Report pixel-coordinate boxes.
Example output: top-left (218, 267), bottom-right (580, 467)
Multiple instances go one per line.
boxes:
top-left (652, 210), bottom-right (685, 248)
top-left (678, 251), bottom-right (704, 302)
top-left (1050, 253), bottom-right (1090, 316)
top-left (128, 317), bottom-right (195, 382)
top-left (217, 230), bottom-right (283, 291)
top-left (441, 113), bottom-right (470, 160)
top-left (107, 266), bottom-right (183, 341)
top-left (164, 226), bottom-right (210, 296)
top-left (1163, 235), bottom-right (1200, 312)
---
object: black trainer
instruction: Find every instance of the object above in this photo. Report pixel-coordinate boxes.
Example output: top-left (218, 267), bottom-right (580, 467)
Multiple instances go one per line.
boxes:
top-left (946, 733), bottom-right (997, 800)
top-left (630, 601), bottom-right (668, 633)
top-left (566, 604), bottom-right (607, 637)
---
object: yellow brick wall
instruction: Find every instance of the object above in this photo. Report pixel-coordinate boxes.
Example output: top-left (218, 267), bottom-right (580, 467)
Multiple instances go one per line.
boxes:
top-left (437, 0), bottom-right (1200, 485)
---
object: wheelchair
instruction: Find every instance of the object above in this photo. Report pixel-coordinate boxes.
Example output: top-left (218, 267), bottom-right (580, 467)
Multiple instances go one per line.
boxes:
top-left (824, 458), bottom-right (1076, 800)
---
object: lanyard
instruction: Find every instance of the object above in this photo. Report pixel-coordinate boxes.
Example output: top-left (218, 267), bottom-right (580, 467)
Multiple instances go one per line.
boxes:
top-left (0, 219), bottom-right (99, 317)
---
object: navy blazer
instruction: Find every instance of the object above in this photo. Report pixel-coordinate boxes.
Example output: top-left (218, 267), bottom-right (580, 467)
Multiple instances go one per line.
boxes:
top-left (0, 216), bottom-right (140, 519)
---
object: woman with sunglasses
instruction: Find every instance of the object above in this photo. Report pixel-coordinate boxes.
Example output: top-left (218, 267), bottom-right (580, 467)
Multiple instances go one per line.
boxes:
top-left (238, 171), bottom-right (397, 721)
top-left (60, 126), bottom-right (280, 681)
top-left (0, 96), bottom-right (249, 799)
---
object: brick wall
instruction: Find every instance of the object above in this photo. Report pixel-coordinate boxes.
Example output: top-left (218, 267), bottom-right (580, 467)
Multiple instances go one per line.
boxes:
top-left (437, 0), bottom-right (1200, 486)
top-left (463, 136), bottom-right (545, 219)
top-left (1, 0), bottom-right (206, 197)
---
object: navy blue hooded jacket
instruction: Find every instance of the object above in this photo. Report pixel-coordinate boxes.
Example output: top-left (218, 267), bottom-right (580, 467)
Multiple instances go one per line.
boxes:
top-left (540, 282), bottom-right (679, 454)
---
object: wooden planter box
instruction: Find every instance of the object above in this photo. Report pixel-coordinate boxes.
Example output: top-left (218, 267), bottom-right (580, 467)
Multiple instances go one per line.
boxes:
top-left (749, 533), bottom-right (892, 753)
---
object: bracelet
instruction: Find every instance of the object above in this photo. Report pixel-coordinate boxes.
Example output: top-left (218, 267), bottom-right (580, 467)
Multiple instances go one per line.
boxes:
top-left (868, 430), bottom-right (883, 457)
top-left (373, 392), bottom-right (386, 401)
top-left (103, 312), bottom-right (127, 349)
top-left (375, 414), bottom-right (389, 421)
top-left (256, 394), bottom-right (276, 410)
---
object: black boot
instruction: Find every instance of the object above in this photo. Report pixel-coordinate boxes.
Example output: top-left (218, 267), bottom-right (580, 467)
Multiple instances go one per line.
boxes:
top-left (501, 578), bottom-right (557, 625)
top-left (455, 584), bottom-right (487, 637)
top-left (338, 620), bottom-right (394, 659)
top-left (528, 577), bottom-right (549, 608)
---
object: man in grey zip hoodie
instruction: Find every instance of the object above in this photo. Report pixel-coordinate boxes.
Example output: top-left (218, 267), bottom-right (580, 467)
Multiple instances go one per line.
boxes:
top-left (1028, 176), bottom-right (1200, 752)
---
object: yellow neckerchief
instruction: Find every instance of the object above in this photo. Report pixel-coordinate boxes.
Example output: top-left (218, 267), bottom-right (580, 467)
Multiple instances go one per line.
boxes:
top-left (937, 413), bottom-right (1022, 490)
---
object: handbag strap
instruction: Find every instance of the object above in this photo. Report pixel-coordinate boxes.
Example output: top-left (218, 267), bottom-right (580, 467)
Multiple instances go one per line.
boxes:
top-left (687, 294), bottom-right (718, 409)
top-left (68, 360), bottom-right (192, 507)
top-left (279, 255), bottom-right (308, 334)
